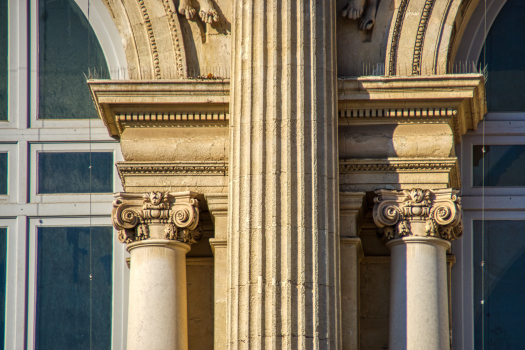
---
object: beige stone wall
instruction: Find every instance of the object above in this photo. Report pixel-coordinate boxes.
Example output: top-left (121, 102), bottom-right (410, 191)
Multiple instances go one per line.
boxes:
top-left (360, 258), bottom-right (390, 350)
top-left (187, 259), bottom-right (215, 350)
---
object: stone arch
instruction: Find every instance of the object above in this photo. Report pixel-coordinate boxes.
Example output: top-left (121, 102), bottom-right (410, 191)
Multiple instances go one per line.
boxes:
top-left (383, 0), bottom-right (493, 76)
top-left (99, 0), bottom-right (188, 79)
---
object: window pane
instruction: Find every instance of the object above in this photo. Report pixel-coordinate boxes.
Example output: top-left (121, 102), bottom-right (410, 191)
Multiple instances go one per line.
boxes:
top-left (479, 0), bottom-right (525, 112)
top-left (472, 145), bottom-right (525, 187)
top-left (39, 0), bottom-right (108, 119)
top-left (0, 153), bottom-right (6, 194)
top-left (36, 226), bottom-right (112, 350)
top-left (0, 228), bottom-right (6, 346)
top-left (474, 220), bottom-right (525, 350)
top-left (38, 152), bottom-right (113, 194)
top-left (0, 0), bottom-right (7, 121)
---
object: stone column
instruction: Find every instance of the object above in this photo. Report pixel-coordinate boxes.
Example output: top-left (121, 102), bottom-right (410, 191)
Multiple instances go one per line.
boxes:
top-left (112, 191), bottom-right (202, 350)
top-left (373, 189), bottom-right (462, 350)
top-left (229, 1), bottom-right (339, 348)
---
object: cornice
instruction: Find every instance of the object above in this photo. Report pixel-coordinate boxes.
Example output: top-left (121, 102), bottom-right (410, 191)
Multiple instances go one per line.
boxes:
top-left (89, 76), bottom-right (485, 143)
top-left (338, 75), bottom-right (486, 143)
top-left (88, 79), bottom-right (230, 137)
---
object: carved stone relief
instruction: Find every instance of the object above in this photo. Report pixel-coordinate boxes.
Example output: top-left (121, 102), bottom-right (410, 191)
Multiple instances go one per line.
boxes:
top-left (112, 191), bottom-right (202, 245)
top-left (373, 188), bottom-right (463, 241)
top-left (342, 0), bottom-right (378, 30)
top-left (178, 0), bottom-right (219, 24)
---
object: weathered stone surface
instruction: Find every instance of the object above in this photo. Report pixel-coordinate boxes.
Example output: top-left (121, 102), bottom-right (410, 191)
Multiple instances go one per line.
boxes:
top-left (228, 0), bottom-right (340, 348)
top-left (187, 258), bottom-right (215, 350)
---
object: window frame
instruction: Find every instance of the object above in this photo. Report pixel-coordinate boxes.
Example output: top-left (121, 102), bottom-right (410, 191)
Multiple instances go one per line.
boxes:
top-left (29, 142), bottom-right (123, 204)
top-left (454, 112), bottom-right (525, 350)
top-left (1, 0), bottom-right (29, 129)
top-left (26, 217), bottom-right (129, 350)
top-left (1, 218), bottom-right (24, 350)
top-left (29, 0), bottom-right (128, 128)
top-left (0, 143), bottom-right (18, 203)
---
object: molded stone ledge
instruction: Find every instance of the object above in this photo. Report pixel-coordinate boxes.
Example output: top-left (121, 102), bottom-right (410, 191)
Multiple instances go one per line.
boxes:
top-left (88, 79), bottom-right (230, 138)
top-left (116, 161), bottom-right (228, 194)
top-left (338, 74), bottom-right (487, 143)
top-left (339, 157), bottom-right (460, 192)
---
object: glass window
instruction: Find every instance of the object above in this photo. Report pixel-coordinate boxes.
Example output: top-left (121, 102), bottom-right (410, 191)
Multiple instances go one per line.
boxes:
top-left (0, 0), bottom-right (7, 121)
top-left (38, 152), bottom-right (113, 194)
top-left (38, 0), bottom-right (108, 119)
top-left (474, 220), bottom-right (525, 350)
top-left (0, 228), bottom-right (6, 346)
top-left (472, 145), bottom-right (525, 187)
top-left (0, 152), bottom-right (6, 194)
top-left (479, 0), bottom-right (525, 112)
top-left (35, 226), bottom-right (112, 350)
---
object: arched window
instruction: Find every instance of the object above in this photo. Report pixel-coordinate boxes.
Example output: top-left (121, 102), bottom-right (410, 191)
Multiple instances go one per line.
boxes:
top-left (479, 0), bottom-right (525, 111)
top-left (38, 0), bottom-right (108, 119)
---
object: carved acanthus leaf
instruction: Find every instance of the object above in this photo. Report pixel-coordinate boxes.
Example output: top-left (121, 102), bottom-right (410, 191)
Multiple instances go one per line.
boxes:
top-left (373, 188), bottom-right (462, 241)
top-left (112, 192), bottom-right (202, 245)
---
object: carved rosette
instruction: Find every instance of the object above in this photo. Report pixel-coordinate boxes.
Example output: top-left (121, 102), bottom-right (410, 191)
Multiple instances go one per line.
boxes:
top-left (112, 191), bottom-right (202, 245)
top-left (373, 188), bottom-right (463, 241)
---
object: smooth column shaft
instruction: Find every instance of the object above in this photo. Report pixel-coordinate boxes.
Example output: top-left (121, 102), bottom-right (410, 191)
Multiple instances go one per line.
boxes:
top-left (127, 239), bottom-right (191, 350)
top-left (387, 237), bottom-right (450, 350)
top-left (229, 0), bottom-right (340, 348)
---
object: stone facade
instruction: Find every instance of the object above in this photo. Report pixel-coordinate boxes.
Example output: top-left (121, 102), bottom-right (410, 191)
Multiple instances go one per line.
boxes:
top-left (89, 0), bottom-right (487, 349)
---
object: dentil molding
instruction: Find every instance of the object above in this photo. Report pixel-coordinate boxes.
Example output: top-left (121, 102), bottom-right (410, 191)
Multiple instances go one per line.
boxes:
top-left (112, 191), bottom-right (202, 245)
top-left (373, 188), bottom-right (463, 241)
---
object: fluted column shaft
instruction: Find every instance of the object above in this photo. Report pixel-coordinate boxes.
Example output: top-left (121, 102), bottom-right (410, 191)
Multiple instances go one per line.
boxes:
top-left (229, 1), bottom-right (339, 349)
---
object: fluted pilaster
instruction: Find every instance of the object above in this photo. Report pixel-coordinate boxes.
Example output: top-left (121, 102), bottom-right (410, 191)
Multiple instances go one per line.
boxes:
top-left (229, 1), bottom-right (339, 348)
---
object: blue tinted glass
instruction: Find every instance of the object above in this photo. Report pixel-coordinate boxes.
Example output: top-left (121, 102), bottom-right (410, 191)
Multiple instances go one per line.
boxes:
top-left (39, 0), bottom-right (108, 119)
top-left (0, 153), bottom-right (6, 195)
top-left (472, 145), bottom-right (525, 187)
top-left (0, 228), bottom-right (6, 347)
top-left (474, 220), bottom-right (525, 350)
top-left (38, 152), bottom-right (113, 194)
top-left (0, 0), bottom-right (7, 121)
top-left (36, 226), bottom-right (112, 350)
top-left (479, 0), bottom-right (525, 111)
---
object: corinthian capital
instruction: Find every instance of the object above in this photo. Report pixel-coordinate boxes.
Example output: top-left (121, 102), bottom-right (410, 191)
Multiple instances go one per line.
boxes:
top-left (373, 188), bottom-right (463, 241)
top-left (112, 191), bottom-right (202, 245)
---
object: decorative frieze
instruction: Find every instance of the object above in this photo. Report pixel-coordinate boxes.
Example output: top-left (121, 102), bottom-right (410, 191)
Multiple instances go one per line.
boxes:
top-left (373, 188), bottom-right (463, 241)
top-left (112, 191), bottom-right (202, 245)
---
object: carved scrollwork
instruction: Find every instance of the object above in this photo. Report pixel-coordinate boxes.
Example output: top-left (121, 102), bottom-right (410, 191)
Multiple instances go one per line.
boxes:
top-left (163, 199), bottom-right (202, 244)
top-left (374, 188), bottom-right (463, 241)
top-left (112, 192), bottom-right (202, 245)
top-left (113, 198), bottom-right (147, 243)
